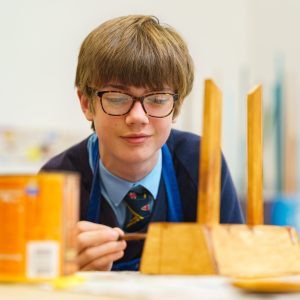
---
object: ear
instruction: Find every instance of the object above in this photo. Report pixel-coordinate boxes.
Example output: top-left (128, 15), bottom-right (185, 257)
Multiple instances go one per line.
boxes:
top-left (77, 89), bottom-right (94, 121)
top-left (172, 115), bottom-right (178, 123)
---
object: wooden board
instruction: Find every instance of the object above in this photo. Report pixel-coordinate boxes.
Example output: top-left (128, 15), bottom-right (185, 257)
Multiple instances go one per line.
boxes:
top-left (140, 223), bottom-right (216, 275)
top-left (141, 223), bottom-right (300, 277)
top-left (212, 225), bottom-right (300, 277)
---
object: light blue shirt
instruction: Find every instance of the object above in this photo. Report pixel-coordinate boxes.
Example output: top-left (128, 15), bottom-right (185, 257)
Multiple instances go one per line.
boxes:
top-left (87, 133), bottom-right (162, 227)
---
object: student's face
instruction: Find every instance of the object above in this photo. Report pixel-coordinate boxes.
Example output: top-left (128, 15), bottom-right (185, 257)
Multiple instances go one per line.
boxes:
top-left (79, 84), bottom-right (175, 179)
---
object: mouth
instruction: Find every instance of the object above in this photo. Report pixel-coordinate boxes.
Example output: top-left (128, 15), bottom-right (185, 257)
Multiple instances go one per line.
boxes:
top-left (121, 134), bottom-right (152, 144)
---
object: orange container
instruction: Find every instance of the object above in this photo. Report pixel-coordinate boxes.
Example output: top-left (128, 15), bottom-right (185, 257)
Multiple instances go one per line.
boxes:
top-left (0, 173), bottom-right (79, 281)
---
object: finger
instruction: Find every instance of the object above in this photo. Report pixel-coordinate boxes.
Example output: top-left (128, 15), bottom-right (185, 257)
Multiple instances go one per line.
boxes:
top-left (113, 227), bottom-right (125, 238)
top-left (77, 228), bottom-right (120, 252)
top-left (78, 240), bottom-right (126, 269)
top-left (80, 250), bottom-right (125, 271)
top-left (77, 221), bottom-right (110, 233)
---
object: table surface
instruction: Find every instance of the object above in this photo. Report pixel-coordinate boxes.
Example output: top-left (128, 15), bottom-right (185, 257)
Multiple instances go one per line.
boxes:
top-left (1, 272), bottom-right (300, 300)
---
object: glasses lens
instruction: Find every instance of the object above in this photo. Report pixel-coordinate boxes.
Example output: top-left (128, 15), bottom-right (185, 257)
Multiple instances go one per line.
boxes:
top-left (144, 94), bottom-right (174, 117)
top-left (101, 92), bottom-right (132, 115)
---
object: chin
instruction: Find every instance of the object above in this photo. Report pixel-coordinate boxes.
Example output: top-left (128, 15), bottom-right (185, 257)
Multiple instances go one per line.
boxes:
top-left (121, 150), bottom-right (155, 164)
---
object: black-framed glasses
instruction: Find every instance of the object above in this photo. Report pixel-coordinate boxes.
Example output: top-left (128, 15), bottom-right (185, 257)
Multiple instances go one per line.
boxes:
top-left (94, 90), bottom-right (179, 118)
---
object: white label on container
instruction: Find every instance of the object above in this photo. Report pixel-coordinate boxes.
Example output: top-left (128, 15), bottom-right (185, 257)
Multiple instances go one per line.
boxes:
top-left (26, 241), bottom-right (59, 278)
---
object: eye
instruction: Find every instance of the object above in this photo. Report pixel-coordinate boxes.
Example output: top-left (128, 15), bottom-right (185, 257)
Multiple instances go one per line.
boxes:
top-left (103, 92), bottom-right (131, 104)
top-left (146, 94), bottom-right (171, 105)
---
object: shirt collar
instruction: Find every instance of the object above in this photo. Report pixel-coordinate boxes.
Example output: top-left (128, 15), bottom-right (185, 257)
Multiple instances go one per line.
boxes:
top-left (99, 150), bottom-right (162, 206)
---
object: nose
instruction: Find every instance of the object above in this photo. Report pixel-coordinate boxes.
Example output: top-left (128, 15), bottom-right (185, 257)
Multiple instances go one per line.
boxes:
top-left (125, 101), bottom-right (149, 124)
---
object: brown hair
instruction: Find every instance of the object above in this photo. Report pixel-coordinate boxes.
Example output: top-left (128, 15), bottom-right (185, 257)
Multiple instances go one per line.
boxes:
top-left (75, 15), bottom-right (194, 119)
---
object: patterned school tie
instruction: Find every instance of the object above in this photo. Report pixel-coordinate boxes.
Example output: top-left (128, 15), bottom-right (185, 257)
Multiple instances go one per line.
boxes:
top-left (123, 185), bottom-right (154, 232)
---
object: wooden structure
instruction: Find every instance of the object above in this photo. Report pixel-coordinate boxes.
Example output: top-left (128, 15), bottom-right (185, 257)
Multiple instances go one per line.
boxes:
top-left (140, 79), bottom-right (300, 277)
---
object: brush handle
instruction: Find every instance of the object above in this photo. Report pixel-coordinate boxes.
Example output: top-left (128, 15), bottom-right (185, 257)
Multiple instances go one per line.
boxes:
top-left (118, 233), bottom-right (147, 241)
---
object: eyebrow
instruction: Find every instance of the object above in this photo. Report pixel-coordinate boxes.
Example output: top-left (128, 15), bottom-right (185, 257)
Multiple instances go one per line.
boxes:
top-left (101, 84), bottom-right (175, 94)
top-left (103, 84), bottom-right (128, 91)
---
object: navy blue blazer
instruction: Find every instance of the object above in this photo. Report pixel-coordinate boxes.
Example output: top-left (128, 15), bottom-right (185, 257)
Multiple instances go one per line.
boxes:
top-left (41, 129), bottom-right (244, 263)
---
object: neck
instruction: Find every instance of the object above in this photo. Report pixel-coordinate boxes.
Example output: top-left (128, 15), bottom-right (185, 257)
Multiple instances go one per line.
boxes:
top-left (101, 154), bottom-right (159, 182)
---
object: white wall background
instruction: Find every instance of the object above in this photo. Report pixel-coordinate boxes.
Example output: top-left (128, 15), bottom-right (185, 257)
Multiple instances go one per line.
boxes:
top-left (1, 0), bottom-right (300, 192)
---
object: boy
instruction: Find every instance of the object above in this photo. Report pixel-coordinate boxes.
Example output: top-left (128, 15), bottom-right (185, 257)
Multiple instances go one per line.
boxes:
top-left (41, 15), bottom-right (244, 271)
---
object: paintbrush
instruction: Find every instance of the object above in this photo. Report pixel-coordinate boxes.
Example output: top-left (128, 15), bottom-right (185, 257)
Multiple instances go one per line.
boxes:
top-left (118, 233), bottom-right (147, 241)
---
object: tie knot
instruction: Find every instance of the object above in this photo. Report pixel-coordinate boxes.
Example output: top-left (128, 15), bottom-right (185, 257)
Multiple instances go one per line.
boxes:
top-left (126, 185), bottom-right (152, 199)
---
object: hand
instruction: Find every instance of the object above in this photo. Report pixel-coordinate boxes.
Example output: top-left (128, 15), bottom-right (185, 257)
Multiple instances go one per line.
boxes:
top-left (77, 221), bottom-right (126, 271)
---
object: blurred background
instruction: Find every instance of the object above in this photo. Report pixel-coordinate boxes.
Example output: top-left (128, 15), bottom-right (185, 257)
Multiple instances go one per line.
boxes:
top-left (1, 0), bottom-right (300, 228)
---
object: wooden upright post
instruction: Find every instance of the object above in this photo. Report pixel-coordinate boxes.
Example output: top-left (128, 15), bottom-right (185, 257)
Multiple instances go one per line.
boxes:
top-left (247, 85), bottom-right (264, 225)
top-left (197, 79), bottom-right (222, 225)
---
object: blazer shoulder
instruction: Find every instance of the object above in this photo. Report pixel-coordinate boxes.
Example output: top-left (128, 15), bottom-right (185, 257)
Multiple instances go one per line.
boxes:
top-left (40, 136), bottom-right (90, 173)
top-left (167, 129), bottom-right (200, 182)
top-left (167, 129), bottom-right (200, 154)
